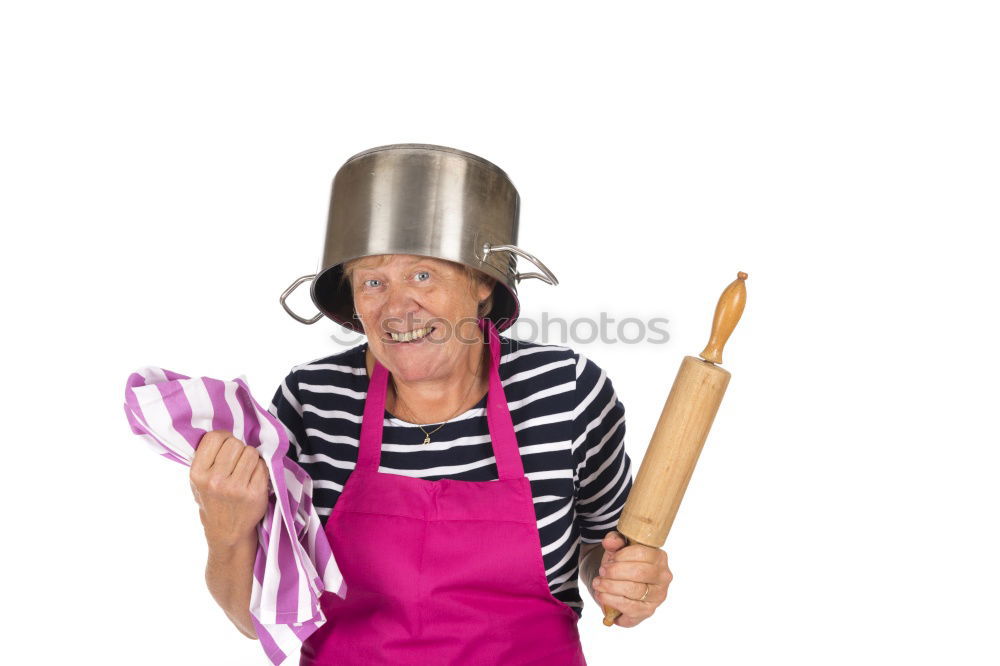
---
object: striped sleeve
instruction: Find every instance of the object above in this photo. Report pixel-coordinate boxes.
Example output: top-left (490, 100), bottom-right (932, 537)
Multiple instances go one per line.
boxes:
top-left (267, 369), bottom-right (307, 465)
top-left (571, 354), bottom-right (633, 543)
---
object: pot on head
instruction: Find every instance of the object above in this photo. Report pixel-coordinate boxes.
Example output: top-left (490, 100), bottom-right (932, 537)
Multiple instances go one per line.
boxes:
top-left (280, 143), bottom-right (558, 333)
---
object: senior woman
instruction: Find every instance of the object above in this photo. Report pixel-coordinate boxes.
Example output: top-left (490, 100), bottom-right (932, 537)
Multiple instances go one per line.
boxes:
top-left (192, 145), bottom-right (672, 665)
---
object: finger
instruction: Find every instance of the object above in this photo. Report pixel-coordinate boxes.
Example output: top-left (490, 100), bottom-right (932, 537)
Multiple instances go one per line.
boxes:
top-left (249, 458), bottom-right (270, 494)
top-left (600, 539), bottom-right (623, 567)
top-left (612, 543), bottom-right (666, 564)
top-left (592, 576), bottom-right (651, 603)
top-left (594, 589), bottom-right (653, 624)
top-left (602, 560), bottom-right (662, 585)
top-left (232, 446), bottom-right (260, 486)
top-left (601, 530), bottom-right (628, 553)
top-left (606, 547), bottom-right (671, 586)
top-left (191, 430), bottom-right (230, 473)
top-left (600, 533), bottom-right (626, 568)
top-left (209, 435), bottom-right (246, 476)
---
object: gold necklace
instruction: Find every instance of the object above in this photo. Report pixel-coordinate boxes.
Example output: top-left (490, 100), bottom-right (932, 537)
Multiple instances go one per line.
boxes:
top-left (390, 347), bottom-right (485, 445)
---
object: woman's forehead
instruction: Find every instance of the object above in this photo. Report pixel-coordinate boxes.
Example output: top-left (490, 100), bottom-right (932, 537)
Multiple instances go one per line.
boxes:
top-left (352, 254), bottom-right (453, 271)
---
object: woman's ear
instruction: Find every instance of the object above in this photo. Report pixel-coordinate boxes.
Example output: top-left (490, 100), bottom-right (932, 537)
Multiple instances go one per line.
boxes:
top-left (477, 277), bottom-right (495, 302)
top-left (478, 279), bottom-right (496, 318)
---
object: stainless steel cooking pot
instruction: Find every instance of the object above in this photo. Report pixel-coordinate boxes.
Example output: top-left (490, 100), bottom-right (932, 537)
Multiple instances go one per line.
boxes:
top-left (280, 143), bottom-right (558, 333)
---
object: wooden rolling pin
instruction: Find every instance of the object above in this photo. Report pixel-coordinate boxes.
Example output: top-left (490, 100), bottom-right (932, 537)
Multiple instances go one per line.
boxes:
top-left (602, 271), bottom-right (748, 626)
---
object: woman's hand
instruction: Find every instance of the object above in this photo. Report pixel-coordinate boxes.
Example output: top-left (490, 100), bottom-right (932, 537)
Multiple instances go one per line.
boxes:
top-left (189, 430), bottom-right (271, 548)
top-left (591, 530), bottom-right (672, 628)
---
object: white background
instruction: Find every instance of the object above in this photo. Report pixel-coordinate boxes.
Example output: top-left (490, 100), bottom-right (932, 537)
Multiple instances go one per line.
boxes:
top-left (3, 1), bottom-right (997, 664)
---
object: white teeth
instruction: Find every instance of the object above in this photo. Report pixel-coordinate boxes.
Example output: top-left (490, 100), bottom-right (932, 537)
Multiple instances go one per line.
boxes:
top-left (389, 327), bottom-right (432, 342)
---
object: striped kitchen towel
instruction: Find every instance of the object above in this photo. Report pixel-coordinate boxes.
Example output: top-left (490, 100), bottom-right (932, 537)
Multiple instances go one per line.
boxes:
top-left (123, 366), bottom-right (346, 665)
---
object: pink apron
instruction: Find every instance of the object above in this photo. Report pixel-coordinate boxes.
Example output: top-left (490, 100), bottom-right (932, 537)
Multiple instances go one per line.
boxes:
top-left (300, 318), bottom-right (587, 666)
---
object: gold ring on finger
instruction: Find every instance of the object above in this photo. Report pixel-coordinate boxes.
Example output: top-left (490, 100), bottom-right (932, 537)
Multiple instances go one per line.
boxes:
top-left (639, 583), bottom-right (650, 602)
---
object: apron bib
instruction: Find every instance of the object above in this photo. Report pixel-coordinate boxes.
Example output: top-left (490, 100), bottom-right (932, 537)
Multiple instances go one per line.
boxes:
top-left (300, 318), bottom-right (586, 666)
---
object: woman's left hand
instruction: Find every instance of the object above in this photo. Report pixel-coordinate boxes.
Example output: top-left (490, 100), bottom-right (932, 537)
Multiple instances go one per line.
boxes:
top-left (591, 530), bottom-right (672, 628)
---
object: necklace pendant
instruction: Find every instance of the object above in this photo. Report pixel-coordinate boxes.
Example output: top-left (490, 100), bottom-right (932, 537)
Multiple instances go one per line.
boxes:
top-left (422, 434), bottom-right (431, 445)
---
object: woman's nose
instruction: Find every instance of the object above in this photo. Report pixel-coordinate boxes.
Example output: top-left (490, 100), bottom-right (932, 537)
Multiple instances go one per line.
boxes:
top-left (383, 285), bottom-right (419, 322)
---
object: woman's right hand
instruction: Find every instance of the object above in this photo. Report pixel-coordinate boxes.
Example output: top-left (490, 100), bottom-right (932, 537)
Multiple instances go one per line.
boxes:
top-left (189, 430), bottom-right (271, 547)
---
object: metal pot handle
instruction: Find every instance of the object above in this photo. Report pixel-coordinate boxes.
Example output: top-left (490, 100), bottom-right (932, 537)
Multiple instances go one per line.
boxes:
top-left (482, 243), bottom-right (560, 286)
top-left (280, 274), bottom-right (324, 324)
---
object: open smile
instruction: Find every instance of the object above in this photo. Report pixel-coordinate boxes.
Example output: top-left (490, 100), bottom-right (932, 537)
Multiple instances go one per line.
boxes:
top-left (384, 326), bottom-right (436, 344)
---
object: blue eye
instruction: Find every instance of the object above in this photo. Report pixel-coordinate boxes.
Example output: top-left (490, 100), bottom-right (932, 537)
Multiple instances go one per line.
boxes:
top-left (362, 279), bottom-right (382, 288)
top-left (414, 271), bottom-right (430, 281)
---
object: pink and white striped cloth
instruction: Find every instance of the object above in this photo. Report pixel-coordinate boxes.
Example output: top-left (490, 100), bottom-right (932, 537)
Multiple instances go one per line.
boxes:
top-left (123, 366), bottom-right (346, 665)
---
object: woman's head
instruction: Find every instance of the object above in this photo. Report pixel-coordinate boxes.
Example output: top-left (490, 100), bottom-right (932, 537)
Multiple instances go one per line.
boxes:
top-left (340, 254), bottom-right (496, 383)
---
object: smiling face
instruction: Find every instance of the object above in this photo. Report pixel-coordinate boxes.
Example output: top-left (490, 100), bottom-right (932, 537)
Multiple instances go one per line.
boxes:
top-left (346, 254), bottom-right (494, 384)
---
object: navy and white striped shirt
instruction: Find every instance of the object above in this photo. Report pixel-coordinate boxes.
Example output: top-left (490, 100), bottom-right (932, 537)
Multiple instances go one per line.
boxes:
top-left (267, 335), bottom-right (633, 616)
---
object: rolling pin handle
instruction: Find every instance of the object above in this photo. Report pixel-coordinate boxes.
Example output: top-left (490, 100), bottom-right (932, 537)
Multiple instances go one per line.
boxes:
top-left (699, 271), bottom-right (748, 365)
